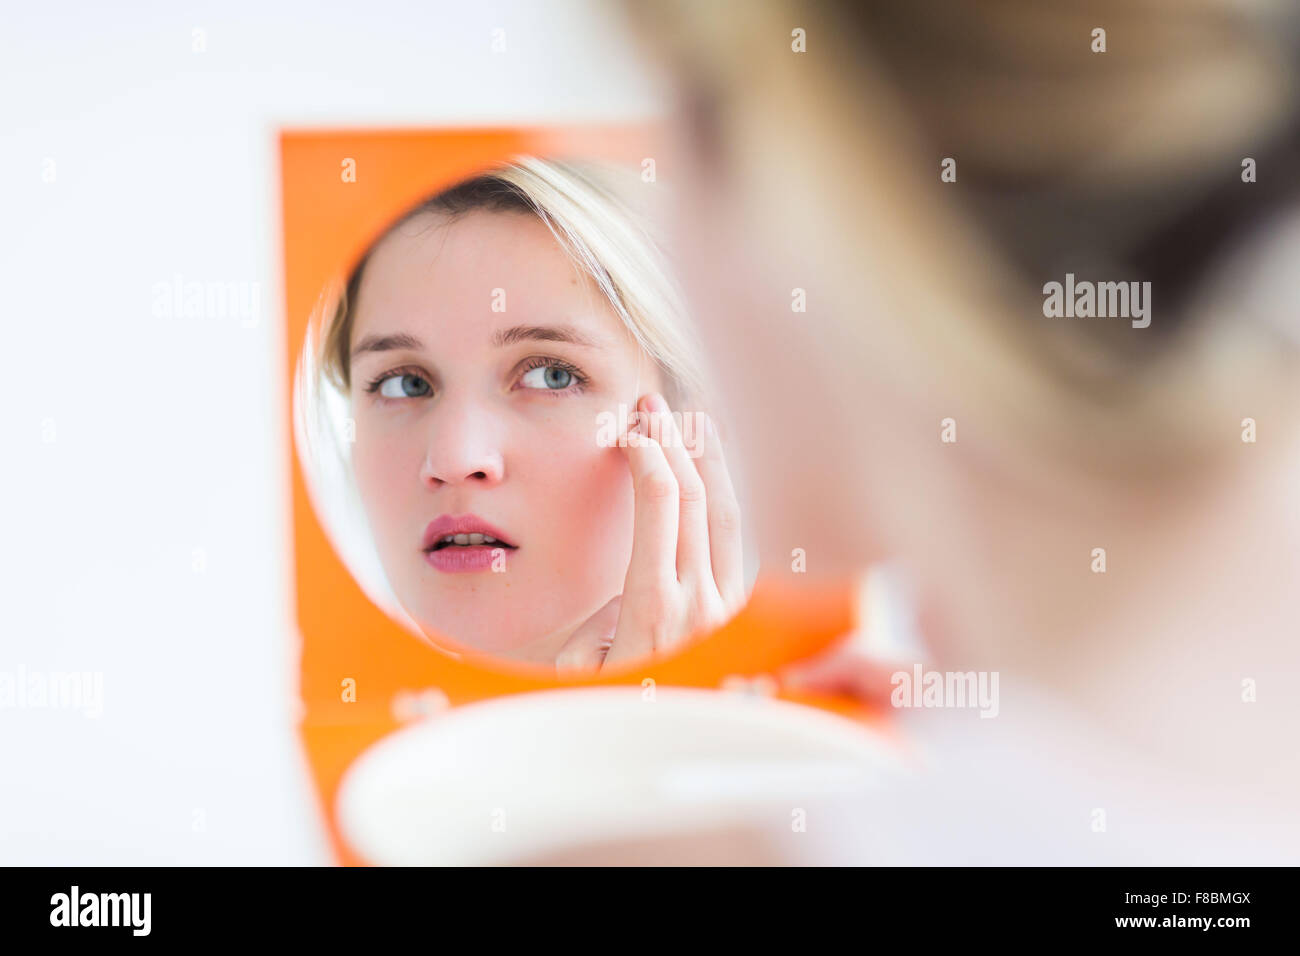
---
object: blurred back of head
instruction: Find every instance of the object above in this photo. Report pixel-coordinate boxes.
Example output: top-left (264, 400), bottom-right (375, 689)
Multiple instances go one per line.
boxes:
top-left (628, 0), bottom-right (1300, 479)
top-left (616, 2), bottom-right (1300, 854)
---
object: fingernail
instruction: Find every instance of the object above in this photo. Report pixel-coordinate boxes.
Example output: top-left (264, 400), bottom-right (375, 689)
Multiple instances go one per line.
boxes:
top-left (649, 392), bottom-right (669, 414)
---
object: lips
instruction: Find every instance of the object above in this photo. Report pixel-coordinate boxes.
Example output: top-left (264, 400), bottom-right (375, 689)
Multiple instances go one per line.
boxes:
top-left (421, 514), bottom-right (518, 553)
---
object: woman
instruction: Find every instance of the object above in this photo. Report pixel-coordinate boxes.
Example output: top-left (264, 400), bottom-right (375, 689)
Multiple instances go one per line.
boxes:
top-left (299, 157), bottom-right (749, 671)
top-left (624, 0), bottom-right (1300, 862)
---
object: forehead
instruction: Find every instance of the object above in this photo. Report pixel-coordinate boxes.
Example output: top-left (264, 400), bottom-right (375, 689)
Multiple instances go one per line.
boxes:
top-left (351, 208), bottom-right (626, 349)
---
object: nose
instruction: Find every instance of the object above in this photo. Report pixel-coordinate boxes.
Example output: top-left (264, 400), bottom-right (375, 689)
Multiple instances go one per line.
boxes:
top-left (418, 395), bottom-right (506, 488)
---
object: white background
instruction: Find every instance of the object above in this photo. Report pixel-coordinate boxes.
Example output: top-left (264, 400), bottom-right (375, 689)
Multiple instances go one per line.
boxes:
top-left (0, 0), bottom-right (663, 865)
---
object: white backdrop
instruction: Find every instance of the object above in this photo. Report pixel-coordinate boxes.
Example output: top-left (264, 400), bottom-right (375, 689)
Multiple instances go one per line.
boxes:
top-left (0, 0), bottom-right (662, 864)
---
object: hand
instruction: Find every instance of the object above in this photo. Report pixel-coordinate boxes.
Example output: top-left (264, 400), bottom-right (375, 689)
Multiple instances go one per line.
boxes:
top-left (778, 645), bottom-right (903, 710)
top-left (556, 392), bottom-right (747, 673)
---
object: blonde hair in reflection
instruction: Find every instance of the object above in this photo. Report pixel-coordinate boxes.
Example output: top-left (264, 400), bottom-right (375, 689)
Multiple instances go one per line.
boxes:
top-left (626, 0), bottom-right (1300, 478)
top-left (318, 156), bottom-right (707, 411)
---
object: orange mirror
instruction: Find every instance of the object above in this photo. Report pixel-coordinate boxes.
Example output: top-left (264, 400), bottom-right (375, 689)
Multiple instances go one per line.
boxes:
top-left (279, 125), bottom-right (882, 865)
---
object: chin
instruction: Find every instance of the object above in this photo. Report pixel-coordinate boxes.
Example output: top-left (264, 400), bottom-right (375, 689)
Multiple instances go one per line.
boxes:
top-left (414, 611), bottom-right (534, 658)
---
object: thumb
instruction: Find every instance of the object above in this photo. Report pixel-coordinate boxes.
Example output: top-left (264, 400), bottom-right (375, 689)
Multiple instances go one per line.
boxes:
top-left (780, 645), bottom-right (904, 709)
top-left (555, 595), bottom-right (623, 675)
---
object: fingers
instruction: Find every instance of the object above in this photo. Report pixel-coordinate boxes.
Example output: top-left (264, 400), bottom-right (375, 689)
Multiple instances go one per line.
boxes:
top-left (555, 595), bottom-right (622, 675)
top-left (623, 415), bottom-right (680, 587)
top-left (692, 411), bottom-right (746, 610)
top-left (780, 647), bottom-right (904, 709)
top-left (597, 393), bottom-right (746, 670)
top-left (605, 417), bottom-right (680, 666)
top-left (640, 393), bottom-right (713, 596)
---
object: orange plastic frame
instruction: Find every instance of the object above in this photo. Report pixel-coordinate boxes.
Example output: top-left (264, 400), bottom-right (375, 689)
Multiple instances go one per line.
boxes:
top-left (278, 124), bottom-right (876, 865)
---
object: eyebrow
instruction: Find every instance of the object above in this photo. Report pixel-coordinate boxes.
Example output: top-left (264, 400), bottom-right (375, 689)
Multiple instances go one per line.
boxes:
top-left (350, 331), bottom-right (424, 360)
top-left (491, 324), bottom-right (606, 349)
top-left (350, 324), bottom-right (606, 360)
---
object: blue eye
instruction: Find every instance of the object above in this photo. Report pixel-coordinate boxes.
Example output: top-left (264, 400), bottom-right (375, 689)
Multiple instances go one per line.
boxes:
top-left (520, 364), bottom-right (575, 390)
top-left (377, 373), bottom-right (431, 398)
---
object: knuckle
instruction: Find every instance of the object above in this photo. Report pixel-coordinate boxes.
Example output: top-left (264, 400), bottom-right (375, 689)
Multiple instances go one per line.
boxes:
top-left (677, 476), bottom-right (706, 505)
top-left (712, 498), bottom-right (742, 534)
top-left (640, 470), bottom-right (678, 501)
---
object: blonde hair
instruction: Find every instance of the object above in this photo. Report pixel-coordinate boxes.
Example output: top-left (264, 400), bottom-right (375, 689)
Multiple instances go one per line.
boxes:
top-left (626, 0), bottom-right (1300, 478)
top-left (318, 155), bottom-right (707, 410)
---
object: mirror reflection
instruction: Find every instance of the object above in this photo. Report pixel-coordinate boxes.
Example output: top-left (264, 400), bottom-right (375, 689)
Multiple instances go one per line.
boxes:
top-left (295, 155), bottom-right (754, 673)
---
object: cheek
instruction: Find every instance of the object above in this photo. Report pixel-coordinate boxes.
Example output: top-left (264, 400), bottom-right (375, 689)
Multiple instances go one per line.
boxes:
top-left (519, 420), bottom-right (634, 554)
top-left (350, 426), bottom-right (419, 544)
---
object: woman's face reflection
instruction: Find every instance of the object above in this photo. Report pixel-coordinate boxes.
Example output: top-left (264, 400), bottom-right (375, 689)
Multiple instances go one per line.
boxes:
top-left (347, 208), bottom-right (663, 664)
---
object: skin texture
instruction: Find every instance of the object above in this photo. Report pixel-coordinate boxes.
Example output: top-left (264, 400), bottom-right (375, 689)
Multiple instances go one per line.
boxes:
top-left (347, 207), bottom-right (745, 668)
